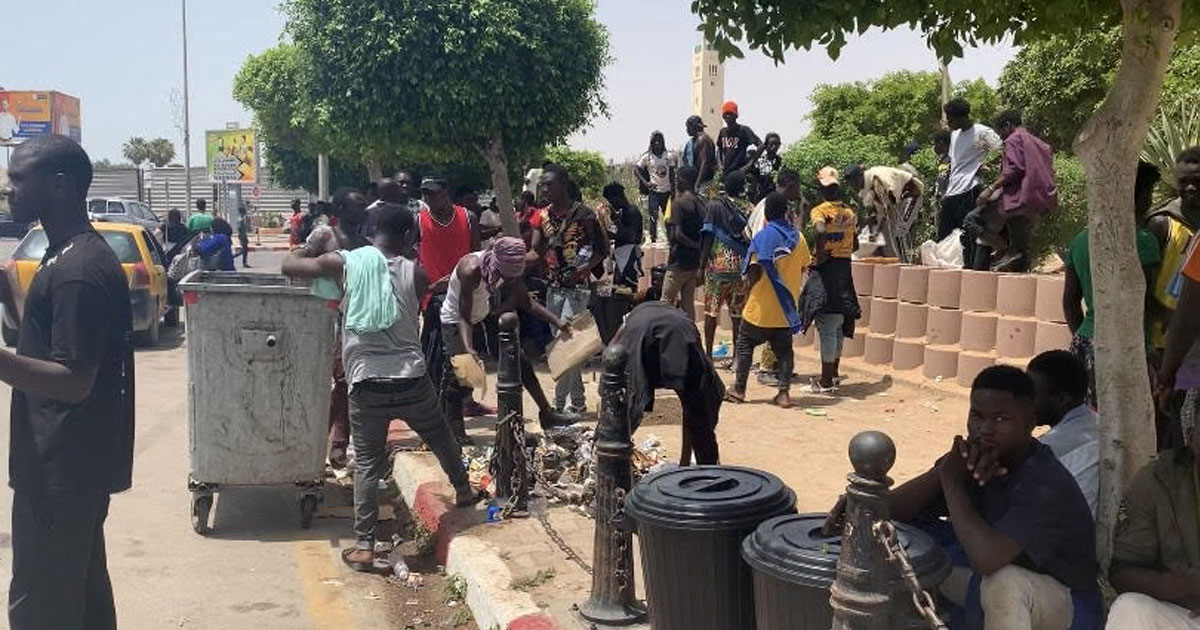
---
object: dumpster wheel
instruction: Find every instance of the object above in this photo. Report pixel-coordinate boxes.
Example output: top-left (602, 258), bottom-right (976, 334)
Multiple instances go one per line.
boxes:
top-left (191, 494), bottom-right (214, 535)
top-left (299, 494), bottom-right (318, 529)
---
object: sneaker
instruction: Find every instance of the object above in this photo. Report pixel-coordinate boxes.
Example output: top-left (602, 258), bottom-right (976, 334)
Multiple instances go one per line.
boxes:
top-left (808, 379), bottom-right (837, 394)
top-left (463, 399), bottom-right (496, 417)
top-left (565, 403), bottom-right (587, 416)
top-left (757, 372), bottom-right (779, 387)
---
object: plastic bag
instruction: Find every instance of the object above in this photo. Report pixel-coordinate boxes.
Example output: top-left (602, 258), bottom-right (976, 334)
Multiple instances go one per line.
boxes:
top-left (918, 228), bottom-right (964, 268)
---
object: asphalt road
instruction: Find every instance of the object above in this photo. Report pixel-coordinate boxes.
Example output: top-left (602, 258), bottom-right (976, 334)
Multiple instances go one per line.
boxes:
top-left (0, 236), bottom-right (406, 630)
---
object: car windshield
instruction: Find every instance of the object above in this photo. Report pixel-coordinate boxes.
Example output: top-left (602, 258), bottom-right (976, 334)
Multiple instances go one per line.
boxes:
top-left (13, 230), bottom-right (142, 264)
top-left (87, 199), bottom-right (107, 215)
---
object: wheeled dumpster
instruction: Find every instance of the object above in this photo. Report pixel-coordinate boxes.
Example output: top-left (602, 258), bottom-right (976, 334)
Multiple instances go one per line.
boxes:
top-left (180, 271), bottom-right (338, 534)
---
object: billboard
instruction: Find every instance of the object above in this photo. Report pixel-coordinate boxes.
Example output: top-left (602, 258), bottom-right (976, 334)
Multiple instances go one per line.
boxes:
top-left (206, 129), bottom-right (256, 183)
top-left (0, 91), bottom-right (81, 146)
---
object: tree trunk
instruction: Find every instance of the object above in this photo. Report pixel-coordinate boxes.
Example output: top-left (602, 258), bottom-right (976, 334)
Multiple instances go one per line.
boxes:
top-left (365, 158), bottom-right (384, 183)
top-left (478, 135), bottom-right (519, 237)
top-left (1073, 0), bottom-right (1182, 569)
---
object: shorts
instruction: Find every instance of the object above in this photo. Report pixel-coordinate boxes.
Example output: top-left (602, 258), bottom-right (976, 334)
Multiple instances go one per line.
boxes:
top-left (704, 275), bottom-right (747, 318)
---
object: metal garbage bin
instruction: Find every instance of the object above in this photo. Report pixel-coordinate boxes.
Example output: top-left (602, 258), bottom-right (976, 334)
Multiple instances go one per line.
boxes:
top-left (741, 513), bottom-right (951, 629)
top-left (624, 465), bottom-right (796, 630)
top-left (180, 271), bottom-right (338, 534)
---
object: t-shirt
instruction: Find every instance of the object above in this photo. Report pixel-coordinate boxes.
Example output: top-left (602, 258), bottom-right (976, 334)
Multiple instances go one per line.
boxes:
top-left (611, 203), bottom-right (644, 248)
top-left (529, 202), bottom-right (605, 285)
top-left (637, 150), bottom-right (678, 194)
top-left (741, 225), bottom-right (811, 329)
top-left (187, 212), bottom-right (214, 232)
top-left (10, 230), bottom-right (135, 496)
top-left (915, 441), bottom-right (1098, 593)
top-left (667, 193), bottom-right (704, 271)
top-left (1067, 228), bottom-right (1161, 339)
top-left (418, 205), bottom-right (473, 287)
top-left (683, 133), bottom-right (718, 187)
top-left (810, 201), bottom-right (857, 259)
top-left (339, 254), bottom-right (425, 387)
top-left (947, 123), bottom-right (1003, 198)
top-left (717, 124), bottom-right (761, 174)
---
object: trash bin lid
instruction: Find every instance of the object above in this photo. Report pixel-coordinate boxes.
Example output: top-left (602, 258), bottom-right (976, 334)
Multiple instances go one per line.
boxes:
top-left (741, 513), bottom-right (951, 588)
top-left (625, 465), bottom-right (796, 531)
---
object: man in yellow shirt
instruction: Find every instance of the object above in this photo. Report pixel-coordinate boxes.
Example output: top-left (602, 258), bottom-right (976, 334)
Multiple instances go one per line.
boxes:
top-left (726, 192), bottom-right (811, 408)
top-left (806, 166), bottom-right (861, 392)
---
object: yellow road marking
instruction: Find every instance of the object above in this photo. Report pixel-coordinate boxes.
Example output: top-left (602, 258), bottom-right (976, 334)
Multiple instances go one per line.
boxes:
top-left (294, 540), bottom-right (356, 628)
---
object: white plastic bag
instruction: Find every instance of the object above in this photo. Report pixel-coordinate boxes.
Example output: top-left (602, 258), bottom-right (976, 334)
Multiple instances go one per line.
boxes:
top-left (919, 229), bottom-right (965, 268)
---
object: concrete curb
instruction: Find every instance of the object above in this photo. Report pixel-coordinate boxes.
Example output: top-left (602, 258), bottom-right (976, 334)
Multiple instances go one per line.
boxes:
top-left (391, 446), bottom-right (561, 630)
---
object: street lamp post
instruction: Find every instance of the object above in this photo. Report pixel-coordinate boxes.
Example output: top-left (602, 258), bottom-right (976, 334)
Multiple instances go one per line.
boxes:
top-left (181, 0), bottom-right (194, 216)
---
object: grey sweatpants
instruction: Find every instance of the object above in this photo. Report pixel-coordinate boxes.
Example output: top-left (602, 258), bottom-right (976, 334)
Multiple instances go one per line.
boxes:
top-left (349, 377), bottom-right (469, 548)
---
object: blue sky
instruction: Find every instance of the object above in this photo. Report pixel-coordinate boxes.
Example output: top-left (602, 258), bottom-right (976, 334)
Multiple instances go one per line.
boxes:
top-left (1, 0), bottom-right (1014, 167)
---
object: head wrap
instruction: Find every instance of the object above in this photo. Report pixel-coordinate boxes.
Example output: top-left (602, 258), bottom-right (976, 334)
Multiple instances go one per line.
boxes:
top-left (480, 236), bottom-right (528, 288)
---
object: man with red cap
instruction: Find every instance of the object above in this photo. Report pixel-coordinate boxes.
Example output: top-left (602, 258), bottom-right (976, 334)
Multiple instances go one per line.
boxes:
top-left (716, 100), bottom-right (762, 182)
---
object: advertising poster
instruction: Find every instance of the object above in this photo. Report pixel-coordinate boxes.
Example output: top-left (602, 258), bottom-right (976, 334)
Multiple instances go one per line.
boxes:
top-left (206, 129), bottom-right (256, 183)
top-left (52, 93), bottom-right (82, 143)
top-left (0, 91), bottom-right (82, 146)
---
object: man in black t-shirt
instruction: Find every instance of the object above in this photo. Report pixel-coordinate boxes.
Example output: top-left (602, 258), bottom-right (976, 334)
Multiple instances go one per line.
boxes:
top-left (716, 101), bottom-right (762, 179)
top-left (828, 366), bottom-right (1100, 629)
top-left (662, 166), bottom-right (704, 321)
top-left (0, 135), bottom-right (134, 630)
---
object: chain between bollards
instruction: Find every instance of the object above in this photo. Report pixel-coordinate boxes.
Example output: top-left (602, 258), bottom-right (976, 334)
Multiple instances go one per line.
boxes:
top-left (491, 312), bottom-right (529, 515)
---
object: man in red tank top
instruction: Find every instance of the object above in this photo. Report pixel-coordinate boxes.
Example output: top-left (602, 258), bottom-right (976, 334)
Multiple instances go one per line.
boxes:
top-left (418, 178), bottom-right (485, 442)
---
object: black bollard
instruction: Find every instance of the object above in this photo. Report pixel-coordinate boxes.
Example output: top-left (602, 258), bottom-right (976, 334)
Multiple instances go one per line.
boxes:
top-left (579, 342), bottom-right (647, 625)
top-left (830, 430), bottom-right (899, 629)
top-left (492, 312), bottom-right (529, 514)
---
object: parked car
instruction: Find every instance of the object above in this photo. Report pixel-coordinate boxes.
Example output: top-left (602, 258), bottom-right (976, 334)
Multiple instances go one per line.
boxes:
top-left (0, 212), bottom-right (31, 238)
top-left (3, 222), bottom-right (173, 347)
top-left (87, 197), bottom-right (162, 232)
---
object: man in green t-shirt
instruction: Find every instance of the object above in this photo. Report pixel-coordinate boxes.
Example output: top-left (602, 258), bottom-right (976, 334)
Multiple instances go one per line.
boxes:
top-left (187, 198), bottom-right (214, 232)
top-left (1063, 161), bottom-right (1162, 404)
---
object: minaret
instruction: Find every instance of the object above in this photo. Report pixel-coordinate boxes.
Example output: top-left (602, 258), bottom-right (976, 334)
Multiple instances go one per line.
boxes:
top-left (691, 41), bottom-right (725, 136)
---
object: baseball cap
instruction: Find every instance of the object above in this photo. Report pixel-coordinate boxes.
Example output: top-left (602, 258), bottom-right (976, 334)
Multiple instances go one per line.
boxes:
top-left (843, 164), bottom-right (864, 182)
top-left (419, 177), bottom-right (446, 193)
top-left (817, 166), bottom-right (840, 187)
top-left (722, 101), bottom-right (739, 116)
top-left (686, 114), bottom-right (706, 129)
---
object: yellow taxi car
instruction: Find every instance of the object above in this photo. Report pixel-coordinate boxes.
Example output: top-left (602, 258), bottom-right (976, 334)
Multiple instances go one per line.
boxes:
top-left (3, 222), bottom-right (171, 347)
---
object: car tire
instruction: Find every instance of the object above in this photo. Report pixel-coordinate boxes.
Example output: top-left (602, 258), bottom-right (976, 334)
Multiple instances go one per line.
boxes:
top-left (135, 307), bottom-right (161, 347)
top-left (1, 320), bottom-right (17, 348)
top-left (164, 307), bottom-right (180, 328)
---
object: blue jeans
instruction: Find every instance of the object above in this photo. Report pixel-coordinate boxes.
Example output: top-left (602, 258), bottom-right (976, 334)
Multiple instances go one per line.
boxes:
top-left (546, 286), bottom-right (590, 410)
top-left (816, 313), bottom-right (845, 363)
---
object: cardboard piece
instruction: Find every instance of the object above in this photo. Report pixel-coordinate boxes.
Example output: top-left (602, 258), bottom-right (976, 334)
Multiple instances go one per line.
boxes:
top-left (546, 311), bottom-right (603, 381)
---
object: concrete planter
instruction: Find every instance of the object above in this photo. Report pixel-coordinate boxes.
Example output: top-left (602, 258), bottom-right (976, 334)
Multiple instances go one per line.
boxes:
top-left (996, 274), bottom-right (1038, 317)
top-left (869, 298), bottom-right (899, 335)
top-left (1035, 321), bottom-right (1073, 354)
top-left (852, 261), bottom-right (875, 296)
top-left (957, 351), bottom-right (997, 387)
top-left (923, 345), bottom-right (959, 379)
top-left (843, 328), bottom-right (868, 358)
top-left (1035, 276), bottom-right (1067, 324)
top-left (859, 297), bottom-right (873, 327)
top-left (926, 307), bottom-right (963, 346)
top-left (872, 264), bottom-right (901, 299)
top-left (996, 316), bottom-right (1038, 359)
top-left (927, 269), bottom-right (963, 308)
top-left (961, 312), bottom-right (999, 352)
top-left (898, 266), bottom-right (931, 304)
top-left (864, 333), bottom-right (895, 365)
top-left (960, 270), bottom-right (998, 312)
top-left (896, 302), bottom-right (929, 339)
top-left (893, 337), bottom-right (925, 370)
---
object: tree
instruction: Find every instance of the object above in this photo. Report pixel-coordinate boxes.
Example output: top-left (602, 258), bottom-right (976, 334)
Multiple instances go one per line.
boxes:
top-left (810, 71), bottom-right (998, 158)
top-left (999, 29), bottom-right (1200, 151)
top-left (693, 0), bottom-right (1197, 566)
top-left (122, 137), bottom-right (176, 167)
top-left (543, 145), bottom-right (608, 199)
top-left (282, 0), bottom-right (609, 235)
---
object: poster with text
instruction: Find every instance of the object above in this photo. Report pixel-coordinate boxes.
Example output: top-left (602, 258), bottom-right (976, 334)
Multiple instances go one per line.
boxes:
top-left (206, 129), bottom-right (257, 183)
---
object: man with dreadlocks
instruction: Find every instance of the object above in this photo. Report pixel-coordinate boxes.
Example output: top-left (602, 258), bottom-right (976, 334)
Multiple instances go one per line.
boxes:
top-left (440, 237), bottom-right (579, 442)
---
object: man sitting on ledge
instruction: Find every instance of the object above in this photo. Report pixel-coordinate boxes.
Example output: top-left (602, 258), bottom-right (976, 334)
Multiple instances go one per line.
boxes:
top-left (1105, 421), bottom-right (1200, 628)
top-left (828, 366), bottom-right (1099, 629)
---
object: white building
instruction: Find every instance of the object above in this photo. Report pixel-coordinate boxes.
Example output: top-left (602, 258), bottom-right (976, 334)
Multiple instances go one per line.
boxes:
top-left (691, 41), bottom-right (725, 136)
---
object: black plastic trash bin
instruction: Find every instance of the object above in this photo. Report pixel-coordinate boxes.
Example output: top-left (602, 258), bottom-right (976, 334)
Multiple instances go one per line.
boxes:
top-left (741, 513), bottom-right (951, 630)
top-left (624, 465), bottom-right (796, 630)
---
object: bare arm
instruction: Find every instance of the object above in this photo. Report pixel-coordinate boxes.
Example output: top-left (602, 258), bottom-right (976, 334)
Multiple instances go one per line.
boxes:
top-left (455, 257), bottom-right (482, 356)
top-left (888, 467), bottom-right (944, 524)
top-left (413, 265), bottom-right (430, 301)
top-left (0, 349), bottom-right (100, 404)
top-left (1063, 263), bottom-right (1085, 334)
top-left (281, 251), bottom-right (344, 280)
top-left (1111, 567), bottom-right (1200, 611)
top-left (939, 440), bottom-right (1023, 576)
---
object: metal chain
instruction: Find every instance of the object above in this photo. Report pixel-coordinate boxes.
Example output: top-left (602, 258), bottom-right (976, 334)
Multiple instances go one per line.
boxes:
top-left (872, 520), bottom-right (947, 630)
top-left (537, 509), bottom-right (594, 575)
top-left (610, 487), bottom-right (630, 593)
top-left (488, 411), bottom-right (528, 520)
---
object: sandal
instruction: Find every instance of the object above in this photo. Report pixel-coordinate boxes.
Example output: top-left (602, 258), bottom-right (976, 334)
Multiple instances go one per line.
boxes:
top-left (716, 358), bottom-right (734, 371)
top-left (723, 390), bottom-right (746, 404)
top-left (341, 547), bottom-right (377, 573)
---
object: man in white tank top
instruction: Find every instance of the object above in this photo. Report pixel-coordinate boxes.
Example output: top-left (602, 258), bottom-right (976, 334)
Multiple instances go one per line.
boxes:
top-left (439, 237), bottom-right (580, 439)
top-left (283, 203), bottom-right (481, 574)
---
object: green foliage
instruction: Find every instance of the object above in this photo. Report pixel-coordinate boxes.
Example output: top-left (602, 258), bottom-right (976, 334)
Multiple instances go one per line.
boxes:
top-left (122, 137), bottom-right (176, 167)
top-left (543, 146), bottom-right (607, 197)
top-left (998, 29), bottom-right (1200, 151)
top-left (781, 130), bottom-right (892, 199)
top-left (1142, 100), bottom-right (1200, 197)
top-left (809, 71), bottom-right (998, 157)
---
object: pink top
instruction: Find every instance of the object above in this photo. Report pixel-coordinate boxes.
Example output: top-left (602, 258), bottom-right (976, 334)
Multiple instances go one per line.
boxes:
top-left (1000, 127), bottom-right (1057, 215)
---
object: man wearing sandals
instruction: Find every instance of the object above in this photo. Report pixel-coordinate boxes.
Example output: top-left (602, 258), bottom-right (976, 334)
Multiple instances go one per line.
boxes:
top-left (283, 203), bottom-right (480, 573)
top-left (726, 192), bottom-right (810, 408)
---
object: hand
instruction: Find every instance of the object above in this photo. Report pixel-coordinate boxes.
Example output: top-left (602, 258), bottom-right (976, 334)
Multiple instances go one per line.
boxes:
top-left (963, 438), bottom-right (1008, 486)
top-left (557, 322), bottom-right (573, 340)
top-left (822, 494), bottom-right (847, 537)
top-left (938, 436), bottom-right (971, 487)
